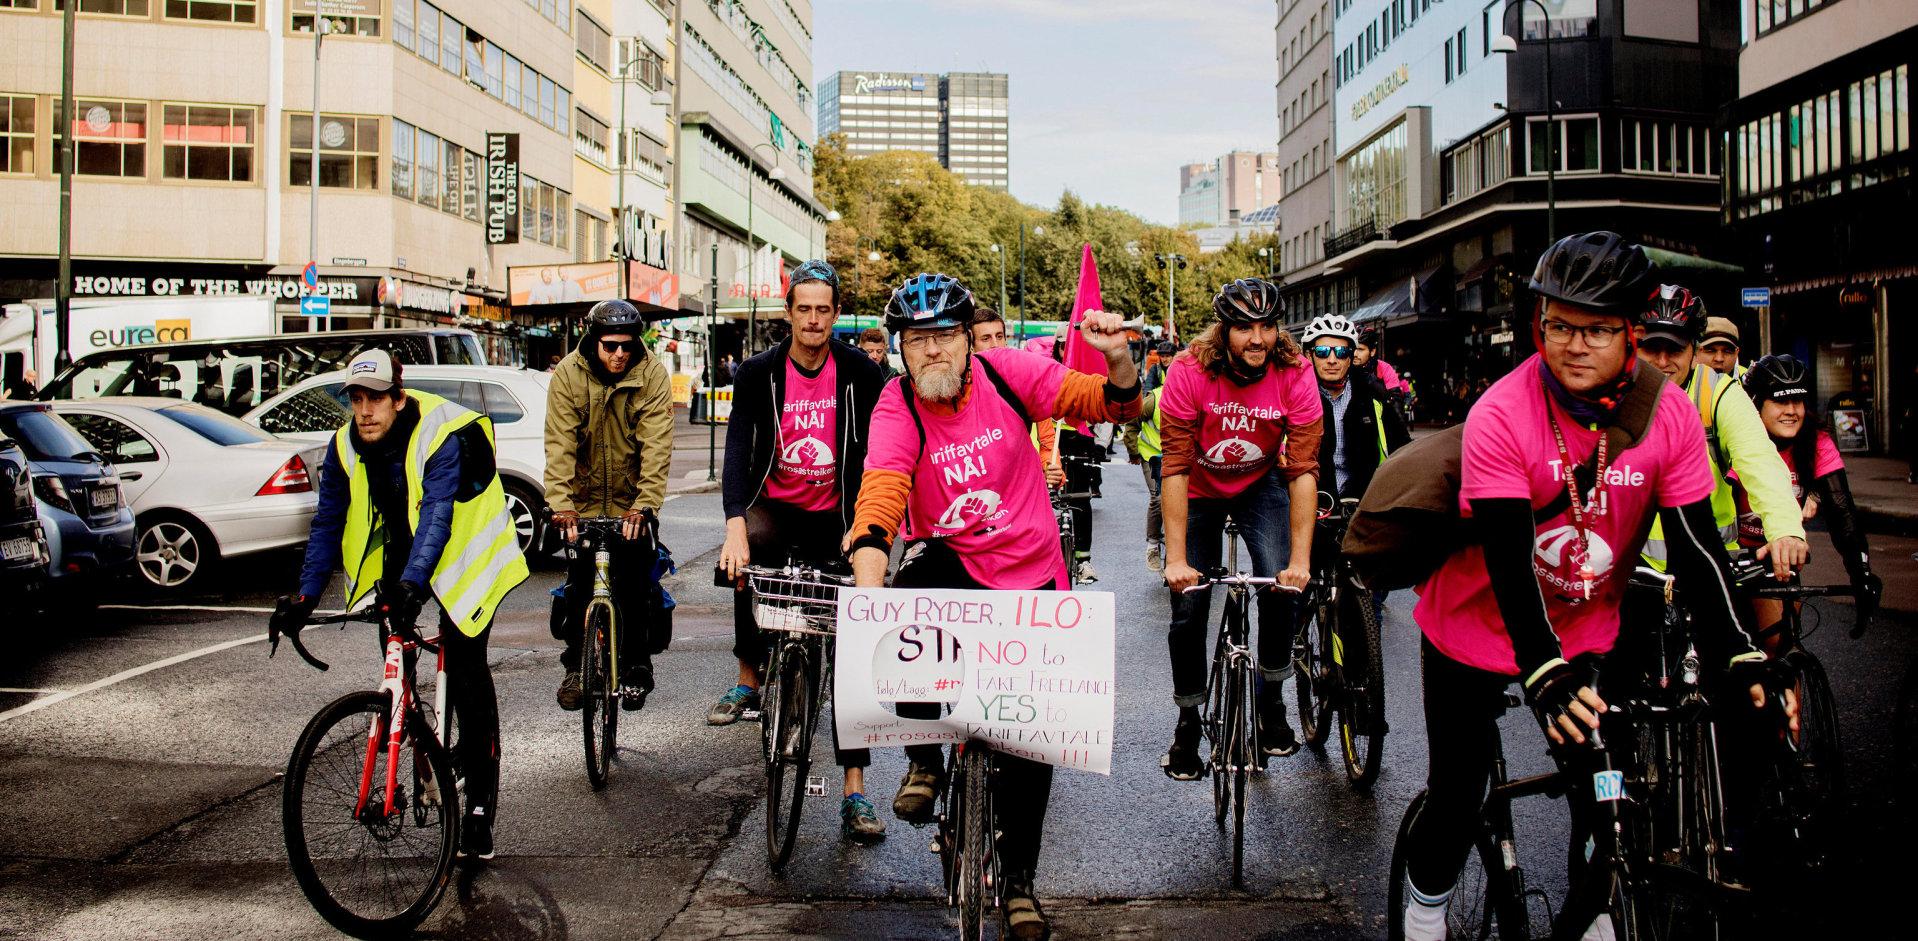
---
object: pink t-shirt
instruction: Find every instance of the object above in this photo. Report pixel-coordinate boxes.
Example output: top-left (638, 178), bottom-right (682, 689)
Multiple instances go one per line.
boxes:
top-left (1158, 353), bottom-right (1322, 499)
top-left (1414, 356), bottom-right (1717, 675)
top-left (763, 356), bottom-right (840, 512)
top-left (1376, 359), bottom-right (1408, 393)
top-left (1735, 430), bottom-right (1844, 546)
top-left (866, 346), bottom-right (1068, 589)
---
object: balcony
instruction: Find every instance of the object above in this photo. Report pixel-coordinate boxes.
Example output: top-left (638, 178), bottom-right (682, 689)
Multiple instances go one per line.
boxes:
top-left (1324, 216), bottom-right (1384, 259)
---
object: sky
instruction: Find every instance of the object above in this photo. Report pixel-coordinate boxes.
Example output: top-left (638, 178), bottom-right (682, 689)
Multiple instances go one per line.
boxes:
top-left (812, 0), bottom-right (1277, 227)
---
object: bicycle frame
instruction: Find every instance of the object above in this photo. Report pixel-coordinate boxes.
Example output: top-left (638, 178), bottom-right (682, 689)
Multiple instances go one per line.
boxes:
top-left (577, 522), bottom-right (625, 695)
top-left (359, 628), bottom-right (447, 820)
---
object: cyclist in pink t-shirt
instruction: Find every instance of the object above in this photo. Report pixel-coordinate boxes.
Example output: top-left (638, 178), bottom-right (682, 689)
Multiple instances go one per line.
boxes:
top-left (845, 273), bottom-right (1142, 941)
top-left (1395, 233), bottom-right (1797, 941)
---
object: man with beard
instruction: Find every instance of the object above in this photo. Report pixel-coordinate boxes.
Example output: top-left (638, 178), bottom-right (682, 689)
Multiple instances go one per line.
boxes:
top-left (712, 260), bottom-right (892, 843)
top-left (546, 301), bottom-right (676, 713)
top-left (1158, 279), bottom-right (1322, 775)
top-left (845, 272), bottom-right (1140, 941)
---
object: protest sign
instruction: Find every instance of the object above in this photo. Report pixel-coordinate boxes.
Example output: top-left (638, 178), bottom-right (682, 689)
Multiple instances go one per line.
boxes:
top-left (834, 586), bottom-right (1116, 774)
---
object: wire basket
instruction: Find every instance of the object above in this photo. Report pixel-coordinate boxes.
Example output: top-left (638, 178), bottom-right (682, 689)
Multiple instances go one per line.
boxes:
top-left (748, 569), bottom-right (847, 637)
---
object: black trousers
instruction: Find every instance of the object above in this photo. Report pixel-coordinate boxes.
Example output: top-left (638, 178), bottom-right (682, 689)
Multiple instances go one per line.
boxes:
top-left (1058, 430), bottom-right (1105, 557)
top-left (558, 528), bottom-right (655, 677)
top-left (435, 612), bottom-right (500, 819)
top-left (876, 538), bottom-right (1058, 883)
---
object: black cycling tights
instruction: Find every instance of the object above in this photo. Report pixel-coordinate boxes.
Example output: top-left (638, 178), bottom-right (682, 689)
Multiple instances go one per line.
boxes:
top-left (438, 617), bottom-right (500, 818)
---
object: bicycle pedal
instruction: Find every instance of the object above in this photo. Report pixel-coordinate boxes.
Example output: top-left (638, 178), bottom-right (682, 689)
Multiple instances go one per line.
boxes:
top-left (741, 708), bottom-right (763, 722)
top-left (805, 775), bottom-right (827, 797)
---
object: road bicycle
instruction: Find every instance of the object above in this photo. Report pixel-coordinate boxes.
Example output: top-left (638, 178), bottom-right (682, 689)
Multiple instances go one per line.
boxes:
top-left (1051, 453), bottom-right (1099, 586)
top-left (1187, 517), bottom-right (1300, 887)
top-left (936, 740), bottom-right (1000, 941)
top-left (568, 517), bottom-right (647, 790)
top-left (274, 602), bottom-right (459, 939)
top-left (742, 561), bottom-right (854, 869)
top-left (1293, 491), bottom-right (1388, 788)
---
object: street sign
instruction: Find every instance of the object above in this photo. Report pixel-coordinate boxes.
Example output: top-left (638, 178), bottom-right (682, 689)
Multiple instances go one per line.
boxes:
top-left (299, 295), bottom-right (332, 317)
top-left (1741, 287), bottom-right (1771, 308)
top-left (330, 257), bottom-right (367, 266)
top-left (302, 262), bottom-right (319, 290)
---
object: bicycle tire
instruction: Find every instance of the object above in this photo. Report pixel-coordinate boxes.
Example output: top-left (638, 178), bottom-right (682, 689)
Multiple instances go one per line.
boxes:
top-left (1386, 790), bottom-right (1529, 941)
top-left (283, 690), bottom-right (458, 939)
top-left (1295, 592), bottom-right (1331, 749)
top-left (1232, 658), bottom-right (1253, 887)
top-left (1207, 618), bottom-right (1233, 828)
top-left (1338, 585), bottom-right (1386, 788)
top-left (1782, 647), bottom-right (1846, 868)
top-left (582, 604), bottom-right (614, 790)
top-left (958, 746), bottom-right (993, 941)
top-left (766, 643), bottom-right (813, 870)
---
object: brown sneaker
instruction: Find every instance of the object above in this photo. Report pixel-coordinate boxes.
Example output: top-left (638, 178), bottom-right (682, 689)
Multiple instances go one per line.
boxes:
top-left (890, 761), bottom-right (944, 825)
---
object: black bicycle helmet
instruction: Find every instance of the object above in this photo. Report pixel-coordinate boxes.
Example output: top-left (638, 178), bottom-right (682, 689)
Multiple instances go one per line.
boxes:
top-left (1743, 353), bottom-right (1813, 403)
top-left (1356, 324), bottom-right (1382, 349)
top-left (1638, 283), bottom-right (1708, 342)
top-left (1213, 278), bottom-right (1284, 324)
top-left (1529, 231), bottom-right (1656, 316)
top-left (885, 272), bottom-right (975, 333)
top-left (787, 259), bottom-right (841, 307)
top-left (585, 299), bottom-right (643, 334)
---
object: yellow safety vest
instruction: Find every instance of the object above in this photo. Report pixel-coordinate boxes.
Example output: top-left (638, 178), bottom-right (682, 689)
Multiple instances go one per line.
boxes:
top-left (1139, 396), bottom-right (1163, 460)
top-left (1642, 365), bottom-right (1738, 571)
top-left (335, 389), bottom-right (529, 636)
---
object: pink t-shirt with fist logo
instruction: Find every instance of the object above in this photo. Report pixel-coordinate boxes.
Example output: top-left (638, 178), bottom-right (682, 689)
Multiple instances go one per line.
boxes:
top-left (865, 347), bottom-right (1069, 589)
top-left (1158, 354), bottom-right (1322, 499)
top-left (764, 356), bottom-right (840, 512)
top-left (1413, 356), bottom-right (1717, 675)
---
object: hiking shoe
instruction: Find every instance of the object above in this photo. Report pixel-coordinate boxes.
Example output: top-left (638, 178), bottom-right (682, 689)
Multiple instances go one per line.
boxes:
top-left (1076, 559), bottom-right (1099, 583)
top-left (891, 760), bottom-right (945, 825)
top-left (1259, 687), bottom-right (1299, 757)
top-left (1160, 711), bottom-right (1206, 780)
top-left (708, 685), bottom-right (759, 725)
top-left (1145, 544), bottom-right (1164, 572)
top-left (458, 809), bottom-right (495, 861)
top-left (619, 666), bottom-right (654, 712)
top-left (841, 793), bottom-right (887, 844)
top-left (556, 671), bottom-right (583, 711)
top-left (1004, 884), bottom-right (1051, 941)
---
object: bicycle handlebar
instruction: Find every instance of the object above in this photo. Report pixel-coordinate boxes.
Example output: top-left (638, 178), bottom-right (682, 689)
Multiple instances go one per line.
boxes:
top-left (1178, 574), bottom-right (1302, 594)
top-left (737, 562), bottom-right (856, 586)
top-left (273, 605), bottom-right (436, 674)
top-left (1730, 557), bottom-right (1876, 638)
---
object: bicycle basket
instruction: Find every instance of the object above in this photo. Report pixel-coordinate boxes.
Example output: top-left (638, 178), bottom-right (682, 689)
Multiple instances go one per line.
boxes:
top-left (748, 571), bottom-right (844, 636)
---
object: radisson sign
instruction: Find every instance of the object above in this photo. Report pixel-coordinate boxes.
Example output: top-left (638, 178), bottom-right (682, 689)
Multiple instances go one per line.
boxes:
top-left (853, 73), bottom-right (927, 94)
top-left (1351, 64), bottom-right (1410, 121)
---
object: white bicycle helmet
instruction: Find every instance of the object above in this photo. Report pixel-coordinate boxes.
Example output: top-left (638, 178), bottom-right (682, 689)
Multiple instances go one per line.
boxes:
top-left (1301, 313), bottom-right (1359, 345)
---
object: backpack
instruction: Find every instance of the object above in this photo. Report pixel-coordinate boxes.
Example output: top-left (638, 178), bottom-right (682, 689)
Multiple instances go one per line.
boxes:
top-left (1340, 363), bottom-right (1668, 591)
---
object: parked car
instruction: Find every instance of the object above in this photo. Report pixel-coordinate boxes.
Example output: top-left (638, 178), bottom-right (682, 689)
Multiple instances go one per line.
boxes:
top-left (0, 430), bottom-right (51, 597)
top-left (244, 365), bottom-right (554, 556)
top-left (51, 399), bottom-right (323, 593)
top-left (0, 403), bottom-right (136, 601)
top-left (39, 328), bottom-right (487, 418)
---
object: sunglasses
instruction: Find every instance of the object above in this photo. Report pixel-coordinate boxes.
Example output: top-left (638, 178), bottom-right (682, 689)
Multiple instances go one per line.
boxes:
top-left (1310, 345), bottom-right (1354, 360)
top-left (599, 339), bottom-right (642, 354)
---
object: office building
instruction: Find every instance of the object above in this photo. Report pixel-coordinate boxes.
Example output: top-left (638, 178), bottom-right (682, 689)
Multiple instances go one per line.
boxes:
top-left (1274, 0), bottom-right (1335, 319)
top-left (819, 70), bottom-right (1009, 190)
top-left (1177, 151), bottom-right (1281, 226)
top-left (1724, 0), bottom-right (1915, 454)
top-left (0, 1), bottom-right (611, 364)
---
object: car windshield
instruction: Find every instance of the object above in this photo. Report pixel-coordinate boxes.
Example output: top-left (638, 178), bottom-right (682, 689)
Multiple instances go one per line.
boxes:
top-left (153, 405), bottom-right (275, 445)
top-left (0, 409), bottom-right (98, 462)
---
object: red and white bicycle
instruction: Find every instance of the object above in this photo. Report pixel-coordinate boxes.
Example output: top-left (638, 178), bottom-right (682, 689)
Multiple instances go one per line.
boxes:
top-left (272, 601), bottom-right (460, 939)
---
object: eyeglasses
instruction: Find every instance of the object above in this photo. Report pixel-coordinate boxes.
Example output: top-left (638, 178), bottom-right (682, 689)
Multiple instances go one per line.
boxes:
top-left (1539, 319), bottom-right (1628, 349)
top-left (1310, 345), bottom-right (1354, 360)
top-left (599, 338), bottom-right (642, 353)
top-left (902, 327), bottom-right (966, 351)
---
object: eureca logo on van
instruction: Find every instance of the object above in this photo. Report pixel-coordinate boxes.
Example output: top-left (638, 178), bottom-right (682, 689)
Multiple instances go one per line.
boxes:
top-left (87, 319), bottom-right (190, 349)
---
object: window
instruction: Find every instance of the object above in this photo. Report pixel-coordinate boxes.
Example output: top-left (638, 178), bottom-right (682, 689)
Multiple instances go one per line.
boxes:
top-left (464, 31), bottom-right (485, 88)
top-left (555, 87), bottom-right (569, 135)
top-left (460, 148), bottom-right (479, 221)
top-left (440, 12), bottom-right (463, 76)
top-left (576, 9), bottom-right (610, 73)
top-left (1338, 119), bottom-right (1408, 231)
top-left (575, 108), bottom-right (609, 164)
top-left (514, 176), bottom-right (570, 247)
top-left (394, 0), bottom-right (413, 49)
top-left (54, 99), bottom-right (147, 178)
top-left (413, 127), bottom-right (440, 208)
top-left (392, 120), bottom-right (413, 199)
top-left (628, 129), bottom-right (668, 175)
top-left (257, 384), bottom-right (350, 435)
top-left (1444, 35), bottom-right (1455, 83)
top-left (153, 404), bottom-right (272, 445)
top-left (1518, 0), bottom-right (1594, 39)
top-left (414, 2), bottom-right (437, 59)
top-left (503, 52), bottom-right (522, 110)
top-left (161, 103), bottom-right (254, 182)
top-left (483, 42), bottom-right (504, 98)
top-left (53, 1), bottom-right (149, 14)
top-left (1454, 28), bottom-right (1467, 77)
top-left (1, 95), bottom-right (34, 174)
top-left (63, 413), bottom-right (159, 465)
top-left (292, 0), bottom-right (379, 36)
top-left (440, 136), bottom-right (460, 213)
top-left (289, 113), bottom-right (379, 190)
top-left (165, 0), bottom-right (255, 21)
top-left (1757, 0), bottom-right (1825, 37)
top-left (1445, 122), bottom-right (1511, 203)
top-left (1527, 115), bottom-right (1599, 174)
top-left (539, 76), bottom-right (556, 128)
top-left (1620, 119), bottom-right (1716, 177)
top-left (1482, 2), bottom-right (1497, 56)
top-left (520, 64), bottom-right (540, 119)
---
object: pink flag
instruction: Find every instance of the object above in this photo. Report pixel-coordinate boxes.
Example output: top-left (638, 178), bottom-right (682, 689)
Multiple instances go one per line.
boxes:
top-left (1062, 242), bottom-right (1109, 380)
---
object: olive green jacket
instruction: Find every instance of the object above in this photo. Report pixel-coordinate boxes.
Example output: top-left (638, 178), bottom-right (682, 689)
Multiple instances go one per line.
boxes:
top-left (543, 344), bottom-right (674, 516)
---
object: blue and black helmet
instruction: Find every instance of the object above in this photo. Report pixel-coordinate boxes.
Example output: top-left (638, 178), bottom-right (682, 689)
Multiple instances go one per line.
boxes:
top-left (885, 272), bottom-right (976, 334)
top-left (786, 259), bottom-right (841, 309)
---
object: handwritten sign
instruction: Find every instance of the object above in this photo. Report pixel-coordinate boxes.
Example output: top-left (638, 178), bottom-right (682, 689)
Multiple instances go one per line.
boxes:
top-left (834, 587), bottom-right (1116, 774)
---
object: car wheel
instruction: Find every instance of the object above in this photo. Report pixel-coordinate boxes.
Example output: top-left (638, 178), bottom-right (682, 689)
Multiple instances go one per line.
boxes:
top-left (502, 482), bottom-right (545, 558)
top-left (136, 514), bottom-right (217, 593)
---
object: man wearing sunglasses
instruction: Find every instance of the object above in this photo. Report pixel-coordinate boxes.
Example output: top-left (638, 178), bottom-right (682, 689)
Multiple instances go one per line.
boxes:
top-left (712, 260), bottom-right (892, 842)
top-left (546, 300), bottom-right (675, 713)
top-left (1302, 314), bottom-right (1409, 504)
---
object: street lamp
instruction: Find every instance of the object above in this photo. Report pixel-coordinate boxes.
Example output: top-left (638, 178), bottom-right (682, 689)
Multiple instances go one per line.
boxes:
top-left (989, 243), bottom-right (1008, 314)
top-left (615, 43), bottom-right (675, 300)
top-left (821, 209), bottom-right (840, 261)
top-left (1258, 246), bottom-right (1275, 281)
top-left (1017, 222), bottom-right (1044, 321)
top-left (1492, 0), bottom-right (1557, 243)
top-left (1153, 252), bottom-right (1188, 342)
top-left (746, 141), bottom-right (785, 355)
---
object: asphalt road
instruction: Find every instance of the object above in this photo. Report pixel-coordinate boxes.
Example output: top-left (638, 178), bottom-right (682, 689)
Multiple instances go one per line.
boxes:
top-left (2, 464), bottom-right (1913, 940)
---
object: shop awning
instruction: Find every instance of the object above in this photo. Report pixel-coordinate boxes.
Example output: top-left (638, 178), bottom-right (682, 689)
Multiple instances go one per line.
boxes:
top-left (1642, 247), bottom-right (1744, 275)
top-left (1349, 265), bottom-right (1446, 328)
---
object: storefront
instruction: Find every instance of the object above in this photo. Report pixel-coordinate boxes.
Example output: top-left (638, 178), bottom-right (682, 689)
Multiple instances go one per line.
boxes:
top-left (507, 259), bottom-right (685, 371)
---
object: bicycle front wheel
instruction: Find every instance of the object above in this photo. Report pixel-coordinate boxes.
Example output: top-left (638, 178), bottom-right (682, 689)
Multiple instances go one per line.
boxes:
top-left (1231, 658), bottom-right (1254, 887)
top-left (581, 603), bottom-right (616, 790)
top-left (283, 691), bottom-right (458, 939)
top-left (1337, 585), bottom-right (1386, 788)
top-left (765, 642), bottom-right (814, 870)
top-left (957, 746), bottom-right (994, 941)
top-left (1386, 791), bottom-right (1528, 941)
top-left (1295, 592), bottom-right (1332, 749)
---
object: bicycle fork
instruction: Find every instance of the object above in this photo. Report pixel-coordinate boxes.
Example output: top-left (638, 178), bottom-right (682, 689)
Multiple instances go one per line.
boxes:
top-left (595, 544), bottom-right (618, 691)
top-left (356, 636), bottom-right (417, 820)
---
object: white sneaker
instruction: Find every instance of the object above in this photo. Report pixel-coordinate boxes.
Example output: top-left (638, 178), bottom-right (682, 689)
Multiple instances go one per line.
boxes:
top-left (1145, 545), bottom-right (1164, 572)
top-left (1076, 560), bottom-right (1098, 583)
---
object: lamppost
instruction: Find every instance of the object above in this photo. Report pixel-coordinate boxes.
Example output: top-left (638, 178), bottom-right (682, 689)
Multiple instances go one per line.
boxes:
top-left (853, 236), bottom-right (880, 319)
top-left (988, 243), bottom-right (1008, 314)
top-left (1153, 252), bottom-right (1187, 342)
top-left (1492, 1), bottom-right (1557, 243)
top-left (1258, 245), bottom-right (1275, 281)
top-left (616, 46), bottom-right (675, 300)
top-left (1017, 222), bottom-right (1044, 321)
top-left (745, 141), bottom-right (785, 355)
top-left (820, 209), bottom-right (840, 263)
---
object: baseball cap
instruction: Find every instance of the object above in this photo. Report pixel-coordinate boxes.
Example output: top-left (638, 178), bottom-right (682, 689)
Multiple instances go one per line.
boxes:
top-left (1637, 321), bottom-right (1695, 347)
top-left (1700, 316), bottom-right (1741, 348)
top-left (341, 349), bottom-right (403, 393)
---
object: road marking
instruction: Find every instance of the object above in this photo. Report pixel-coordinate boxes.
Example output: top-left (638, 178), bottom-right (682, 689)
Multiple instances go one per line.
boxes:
top-left (0, 632), bottom-right (273, 724)
top-left (0, 687), bottom-right (57, 694)
top-left (99, 604), bottom-right (286, 614)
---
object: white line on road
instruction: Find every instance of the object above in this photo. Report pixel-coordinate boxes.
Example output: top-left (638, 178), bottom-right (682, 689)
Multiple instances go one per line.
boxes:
top-left (0, 633), bottom-right (270, 724)
top-left (99, 604), bottom-right (285, 614)
top-left (0, 687), bottom-right (57, 694)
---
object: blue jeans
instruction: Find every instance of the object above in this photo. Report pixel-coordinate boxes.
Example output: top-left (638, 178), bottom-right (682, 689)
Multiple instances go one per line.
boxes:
top-left (1167, 464), bottom-right (1300, 706)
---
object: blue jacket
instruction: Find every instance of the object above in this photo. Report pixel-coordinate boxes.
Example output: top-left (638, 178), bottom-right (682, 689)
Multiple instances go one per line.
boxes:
top-left (299, 416), bottom-right (461, 599)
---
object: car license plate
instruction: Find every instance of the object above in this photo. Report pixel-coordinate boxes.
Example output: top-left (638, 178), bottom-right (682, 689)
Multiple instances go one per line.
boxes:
top-left (0, 537), bottom-right (33, 561)
top-left (90, 487), bottom-right (117, 509)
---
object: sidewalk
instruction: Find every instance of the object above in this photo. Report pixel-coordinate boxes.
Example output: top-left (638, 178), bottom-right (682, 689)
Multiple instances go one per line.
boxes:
top-left (1842, 453), bottom-right (1917, 533)
top-left (667, 407), bottom-right (726, 495)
